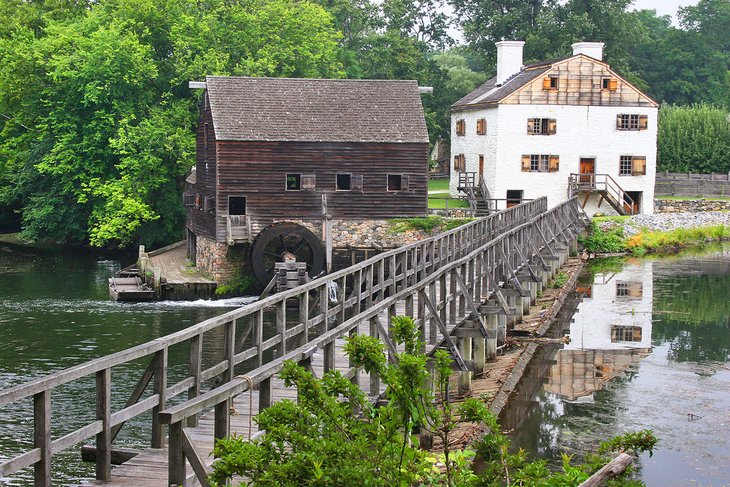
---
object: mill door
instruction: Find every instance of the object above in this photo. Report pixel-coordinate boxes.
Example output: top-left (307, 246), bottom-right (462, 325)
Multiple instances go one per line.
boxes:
top-left (579, 158), bottom-right (595, 187)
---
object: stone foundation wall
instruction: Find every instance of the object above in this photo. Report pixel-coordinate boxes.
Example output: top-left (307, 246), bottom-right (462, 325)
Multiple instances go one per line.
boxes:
top-left (654, 198), bottom-right (730, 213)
top-left (195, 234), bottom-right (248, 283)
top-left (276, 218), bottom-right (432, 249)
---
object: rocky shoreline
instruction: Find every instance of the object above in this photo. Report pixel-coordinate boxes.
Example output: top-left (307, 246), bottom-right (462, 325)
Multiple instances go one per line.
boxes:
top-left (622, 211), bottom-right (730, 237)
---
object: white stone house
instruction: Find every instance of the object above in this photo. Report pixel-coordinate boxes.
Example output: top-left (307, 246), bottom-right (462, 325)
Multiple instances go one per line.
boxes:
top-left (450, 41), bottom-right (659, 215)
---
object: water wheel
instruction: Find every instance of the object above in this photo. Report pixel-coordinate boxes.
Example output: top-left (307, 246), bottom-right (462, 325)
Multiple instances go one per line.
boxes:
top-left (249, 222), bottom-right (325, 286)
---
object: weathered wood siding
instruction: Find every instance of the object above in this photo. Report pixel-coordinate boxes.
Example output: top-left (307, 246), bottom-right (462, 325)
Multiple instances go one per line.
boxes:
top-left (186, 94), bottom-right (217, 240)
top-left (503, 57), bottom-right (656, 107)
top-left (214, 141), bottom-right (429, 243)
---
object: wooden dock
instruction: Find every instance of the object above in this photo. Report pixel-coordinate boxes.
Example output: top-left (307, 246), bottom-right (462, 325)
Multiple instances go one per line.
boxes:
top-left (141, 242), bottom-right (217, 300)
top-left (0, 197), bottom-right (586, 487)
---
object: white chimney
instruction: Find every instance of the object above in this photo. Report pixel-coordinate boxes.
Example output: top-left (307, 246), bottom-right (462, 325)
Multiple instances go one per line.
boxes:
top-left (495, 40), bottom-right (525, 85)
top-left (571, 42), bottom-right (604, 61)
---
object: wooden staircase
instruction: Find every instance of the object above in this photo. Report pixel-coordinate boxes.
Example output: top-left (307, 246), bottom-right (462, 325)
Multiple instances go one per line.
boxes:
top-left (457, 172), bottom-right (493, 216)
top-left (568, 174), bottom-right (638, 216)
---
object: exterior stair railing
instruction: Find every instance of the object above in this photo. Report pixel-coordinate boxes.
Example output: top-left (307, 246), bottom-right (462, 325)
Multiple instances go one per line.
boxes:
top-left (568, 173), bottom-right (637, 215)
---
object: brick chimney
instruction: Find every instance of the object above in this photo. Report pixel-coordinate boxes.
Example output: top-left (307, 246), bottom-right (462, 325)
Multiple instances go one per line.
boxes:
top-left (571, 42), bottom-right (604, 61)
top-left (495, 40), bottom-right (525, 85)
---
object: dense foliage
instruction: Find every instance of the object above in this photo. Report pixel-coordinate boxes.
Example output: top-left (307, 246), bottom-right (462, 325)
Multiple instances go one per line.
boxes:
top-left (0, 0), bottom-right (728, 246)
top-left (210, 316), bottom-right (657, 486)
top-left (658, 104), bottom-right (730, 173)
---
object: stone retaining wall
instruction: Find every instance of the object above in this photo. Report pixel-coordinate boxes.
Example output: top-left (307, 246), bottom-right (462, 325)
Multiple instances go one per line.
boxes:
top-left (655, 198), bottom-right (730, 213)
top-left (276, 218), bottom-right (432, 249)
top-left (195, 234), bottom-right (248, 283)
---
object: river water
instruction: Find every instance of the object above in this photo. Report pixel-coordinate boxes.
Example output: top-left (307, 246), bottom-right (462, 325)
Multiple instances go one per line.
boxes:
top-left (2, 242), bottom-right (730, 485)
top-left (0, 242), bottom-right (254, 485)
top-left (500, 247), bottom-right (730, 486)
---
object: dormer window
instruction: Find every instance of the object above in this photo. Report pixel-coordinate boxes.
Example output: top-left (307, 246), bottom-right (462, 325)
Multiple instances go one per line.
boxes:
top-left (543, 76), bottom-right (559, 90)
top-left (602, 77), bottom-right (618, 91)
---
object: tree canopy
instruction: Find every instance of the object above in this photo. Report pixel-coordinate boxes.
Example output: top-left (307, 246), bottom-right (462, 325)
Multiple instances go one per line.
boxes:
top-left (0, 0), bottom-right (728, 246)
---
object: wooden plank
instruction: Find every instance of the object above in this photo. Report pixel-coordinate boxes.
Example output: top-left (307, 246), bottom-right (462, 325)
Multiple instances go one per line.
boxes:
top-left (34, 391), bottom-right (51, 487)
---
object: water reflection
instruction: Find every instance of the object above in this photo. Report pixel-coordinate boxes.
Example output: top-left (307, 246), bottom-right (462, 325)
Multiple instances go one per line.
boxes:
top-left (500, 250), bottom-right (730, 486)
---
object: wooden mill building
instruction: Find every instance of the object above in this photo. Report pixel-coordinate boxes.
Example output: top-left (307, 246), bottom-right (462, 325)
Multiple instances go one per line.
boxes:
top-left (185, 76), bottom-right (429, 287)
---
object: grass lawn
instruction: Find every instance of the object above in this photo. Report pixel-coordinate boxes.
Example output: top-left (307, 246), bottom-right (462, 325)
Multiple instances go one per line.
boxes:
top-left (428, 197), bottom-right (470, 209)
top-left (428, 178), bottom-right (450, 191)
top-left (592, 215), bottom-right (631, 223)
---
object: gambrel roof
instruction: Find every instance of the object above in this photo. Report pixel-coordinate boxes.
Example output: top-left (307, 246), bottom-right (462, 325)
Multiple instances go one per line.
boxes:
top-left (205, 76), bottom-right (429, 144)
top-left (452, 54), bottom-right (658, 111)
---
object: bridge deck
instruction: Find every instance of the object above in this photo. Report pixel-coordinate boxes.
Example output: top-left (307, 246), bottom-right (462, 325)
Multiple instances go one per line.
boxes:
top-left (81, 297), bottom-right (446, 487)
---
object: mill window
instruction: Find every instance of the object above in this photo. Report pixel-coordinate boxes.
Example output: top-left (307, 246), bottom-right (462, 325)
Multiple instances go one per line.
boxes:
top-left (387, 174), bottom-right (409, 191)
top-left (286, 173), bottom-right (302, 190)
top-left (229, 196), bottom-right (246, 215)
top-left (336, 174), bottom-right (352, 191)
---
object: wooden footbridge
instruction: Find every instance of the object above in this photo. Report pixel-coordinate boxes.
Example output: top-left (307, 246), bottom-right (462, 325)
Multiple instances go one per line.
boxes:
top-left (0, 197), bottom-right (585, 487)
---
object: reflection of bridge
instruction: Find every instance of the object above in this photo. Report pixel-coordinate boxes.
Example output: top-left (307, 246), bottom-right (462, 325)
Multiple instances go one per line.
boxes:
top-left (0, 197), bottom-right (585, 487)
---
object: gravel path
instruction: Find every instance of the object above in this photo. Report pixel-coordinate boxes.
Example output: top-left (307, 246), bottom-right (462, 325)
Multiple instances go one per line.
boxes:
top-left (623, 211), bottom-right (730, 236)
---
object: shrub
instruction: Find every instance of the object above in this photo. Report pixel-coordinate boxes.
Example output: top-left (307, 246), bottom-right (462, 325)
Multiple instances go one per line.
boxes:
top-left (579, 222), bottom-right (627, 253)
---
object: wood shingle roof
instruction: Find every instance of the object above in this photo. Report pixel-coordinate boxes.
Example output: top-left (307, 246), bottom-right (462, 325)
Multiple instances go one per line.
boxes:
top-left (205, 76), bottom-right (429, 143)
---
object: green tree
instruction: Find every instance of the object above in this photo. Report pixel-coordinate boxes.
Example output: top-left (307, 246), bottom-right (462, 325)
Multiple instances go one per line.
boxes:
top-left (658, 104), bottom-right (730, 173)
top-left (0, 0), bottom-right (345, 247)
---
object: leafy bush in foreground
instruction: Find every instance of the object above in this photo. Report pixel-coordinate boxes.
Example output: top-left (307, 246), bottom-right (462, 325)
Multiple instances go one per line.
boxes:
top-left (210, 316), bottom-right (656, 486)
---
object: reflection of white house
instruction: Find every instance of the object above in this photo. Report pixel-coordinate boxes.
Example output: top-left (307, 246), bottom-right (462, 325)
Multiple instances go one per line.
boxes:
top-left (569, 261), bottom-right (653, 350)
top-left (450, 41), bottom-right (658, 216)
top-left (544, 262), bottom-right (654, 401)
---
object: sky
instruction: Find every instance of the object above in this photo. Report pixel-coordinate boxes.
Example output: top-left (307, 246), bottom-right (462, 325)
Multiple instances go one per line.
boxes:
top-left (632, 0), bottom-right (700, 23)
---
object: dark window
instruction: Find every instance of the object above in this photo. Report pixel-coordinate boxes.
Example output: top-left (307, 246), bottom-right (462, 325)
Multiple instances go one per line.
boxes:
top-left (286, 173), bottom-right (301, 190)
top-left (387, 174), bottom-right (403, 191)
top-left (203, 123), bottom-right (209, 167)
top-left (336, 174), bottom-right (352, 190)
top-left (229, 196), bottom-right (246, 215)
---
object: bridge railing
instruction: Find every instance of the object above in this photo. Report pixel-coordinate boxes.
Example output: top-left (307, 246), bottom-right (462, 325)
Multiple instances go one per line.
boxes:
top-left (158, 197), bottom-right (582, 486)
top-left (0, 198), bottom-right (547, 486)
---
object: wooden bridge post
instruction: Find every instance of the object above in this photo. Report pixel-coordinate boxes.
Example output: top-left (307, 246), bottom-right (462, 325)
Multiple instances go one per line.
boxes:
top-left (95, 368), bottom-right (111, 481)
top-left (569, 237), bottom-right (578, 257)
top-left (151, 348), bottom-right (167, 448)
top-left (188, 335), bottom-right (203, 427)
top-left (33, 390), bottom-right (51, 487)
top-left (168, 421), bottom-right (185, 487)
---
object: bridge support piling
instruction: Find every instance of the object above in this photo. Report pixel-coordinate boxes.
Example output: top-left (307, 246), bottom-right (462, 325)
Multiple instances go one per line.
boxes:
top-left (501, 289), bottom-right (524, 327)
top-left (458, 337), bottom-right (472, 394)
top-left (569, 237), bottom-right (578, 257)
